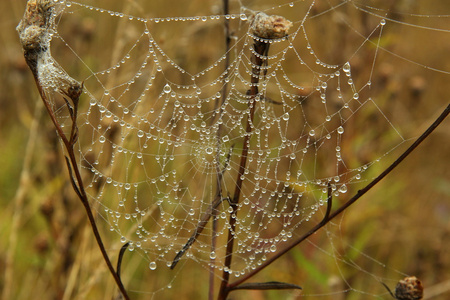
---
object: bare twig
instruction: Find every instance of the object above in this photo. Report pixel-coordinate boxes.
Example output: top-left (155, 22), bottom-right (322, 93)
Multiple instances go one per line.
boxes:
top-left (39, 84), bottom-right (130, 300)
top-left (217, 13), bottom-right (293, 300)
top-left (117, 243), bottom-right (130, 282)
top-left (216, 38), bottom-right (268, 300)
top-left (170, 195), bottom-right (230, 269)
top-left (381, 281), bottom-right (397, 299)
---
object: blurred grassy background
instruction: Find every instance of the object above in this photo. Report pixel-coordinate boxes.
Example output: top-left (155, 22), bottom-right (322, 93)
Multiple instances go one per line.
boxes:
top-left (1, 1), bottom-right (449, 299)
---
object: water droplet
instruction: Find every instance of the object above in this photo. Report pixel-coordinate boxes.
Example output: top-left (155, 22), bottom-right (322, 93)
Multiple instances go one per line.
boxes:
top-left (339, 184), bottom-right (348, 193)
top-left (353, 93), bottom-right (359, 100)
top-left (380, 19), bottom-right (386, 26)
top-left (120, 236), bottom-right (127, 243)
top-left (240, 14), bottom-right (247, 21)
top-left (210, 251), bottom-right (217, 259)
top-left (124, 183), bottom-right (131, 190)
top-left (282, 113), bottom-right (289, 121)
top-left (205, 147), bottom-right (213, 155)
top-left (309, 130), bottom-right (315, 137)
top-left (222, 135), bottom-right (229, 143)
top-left (343, 62), bottom-right (351, 73)
top-left (99, 136), bottom-right (106, 143)
top-left (137, 130), bottom-right (144, 138)
top-left (337, 126), bottom-right (344, 134)
top-left (149, 262), bottom-right (157, 270)
top-left (163, 84), bottom-right (171, 93)
top-left (270, 245), bottom-right (277, 252)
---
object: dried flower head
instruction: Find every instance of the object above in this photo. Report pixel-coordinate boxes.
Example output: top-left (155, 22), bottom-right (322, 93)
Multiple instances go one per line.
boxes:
top-left (395, 276), bottom-right (423, 300)
top-left (17, 0), bottom-right (82, 101)
top-left (250, 12), bottom-right (293, 39)
top-left (16, 0), bottom-right (57, 51)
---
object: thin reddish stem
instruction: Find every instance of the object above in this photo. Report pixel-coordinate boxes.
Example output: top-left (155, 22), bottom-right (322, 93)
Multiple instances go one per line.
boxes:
top-left (217, 39), bottom-right (269, 300)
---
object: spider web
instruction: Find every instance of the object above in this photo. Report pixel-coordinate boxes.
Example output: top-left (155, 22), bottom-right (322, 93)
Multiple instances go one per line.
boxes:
top-left (34, 0), bottom-right (449, 298)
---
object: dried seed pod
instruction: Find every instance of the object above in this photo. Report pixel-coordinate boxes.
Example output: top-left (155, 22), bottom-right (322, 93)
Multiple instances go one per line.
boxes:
top-left (250, 12), bottom-right (293, 39)
top-left (18, 25), bottom-right (47, 51)
top-left (17, 0), bottom-right (82, 98)
top-left (16, 0), bottom-right (57, 51)
top-left (395, 276), bottom-right (423, 300)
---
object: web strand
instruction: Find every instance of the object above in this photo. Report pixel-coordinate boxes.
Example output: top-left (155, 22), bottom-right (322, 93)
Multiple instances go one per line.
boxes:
top-left (34, 0), bottom-right (450, 298)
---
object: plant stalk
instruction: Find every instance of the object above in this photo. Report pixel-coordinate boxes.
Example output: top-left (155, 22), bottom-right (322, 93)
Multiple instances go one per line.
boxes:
top-left (25, 61), bottom-right (130, 300)
top-left (217, 39), bottom-right (269, 300)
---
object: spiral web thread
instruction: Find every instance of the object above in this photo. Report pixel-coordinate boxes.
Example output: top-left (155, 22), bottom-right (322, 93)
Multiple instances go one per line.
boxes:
top-left (35, 0), bottom-right (449, 297)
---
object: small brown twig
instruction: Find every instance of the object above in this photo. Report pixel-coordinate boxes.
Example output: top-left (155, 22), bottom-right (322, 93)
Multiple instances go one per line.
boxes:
top-left (170, 195), bottom-right (230, 269)
top-left (117, 243), bottom-right (130, 282)
top-left (217, 38), bottom-right (268, 300)
top-left (217, 12), bottom-right (293, 300)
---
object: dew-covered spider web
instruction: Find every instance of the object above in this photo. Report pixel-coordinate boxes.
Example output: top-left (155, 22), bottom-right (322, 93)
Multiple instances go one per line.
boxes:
top-left (28, 0), bottom-right (449, 298)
